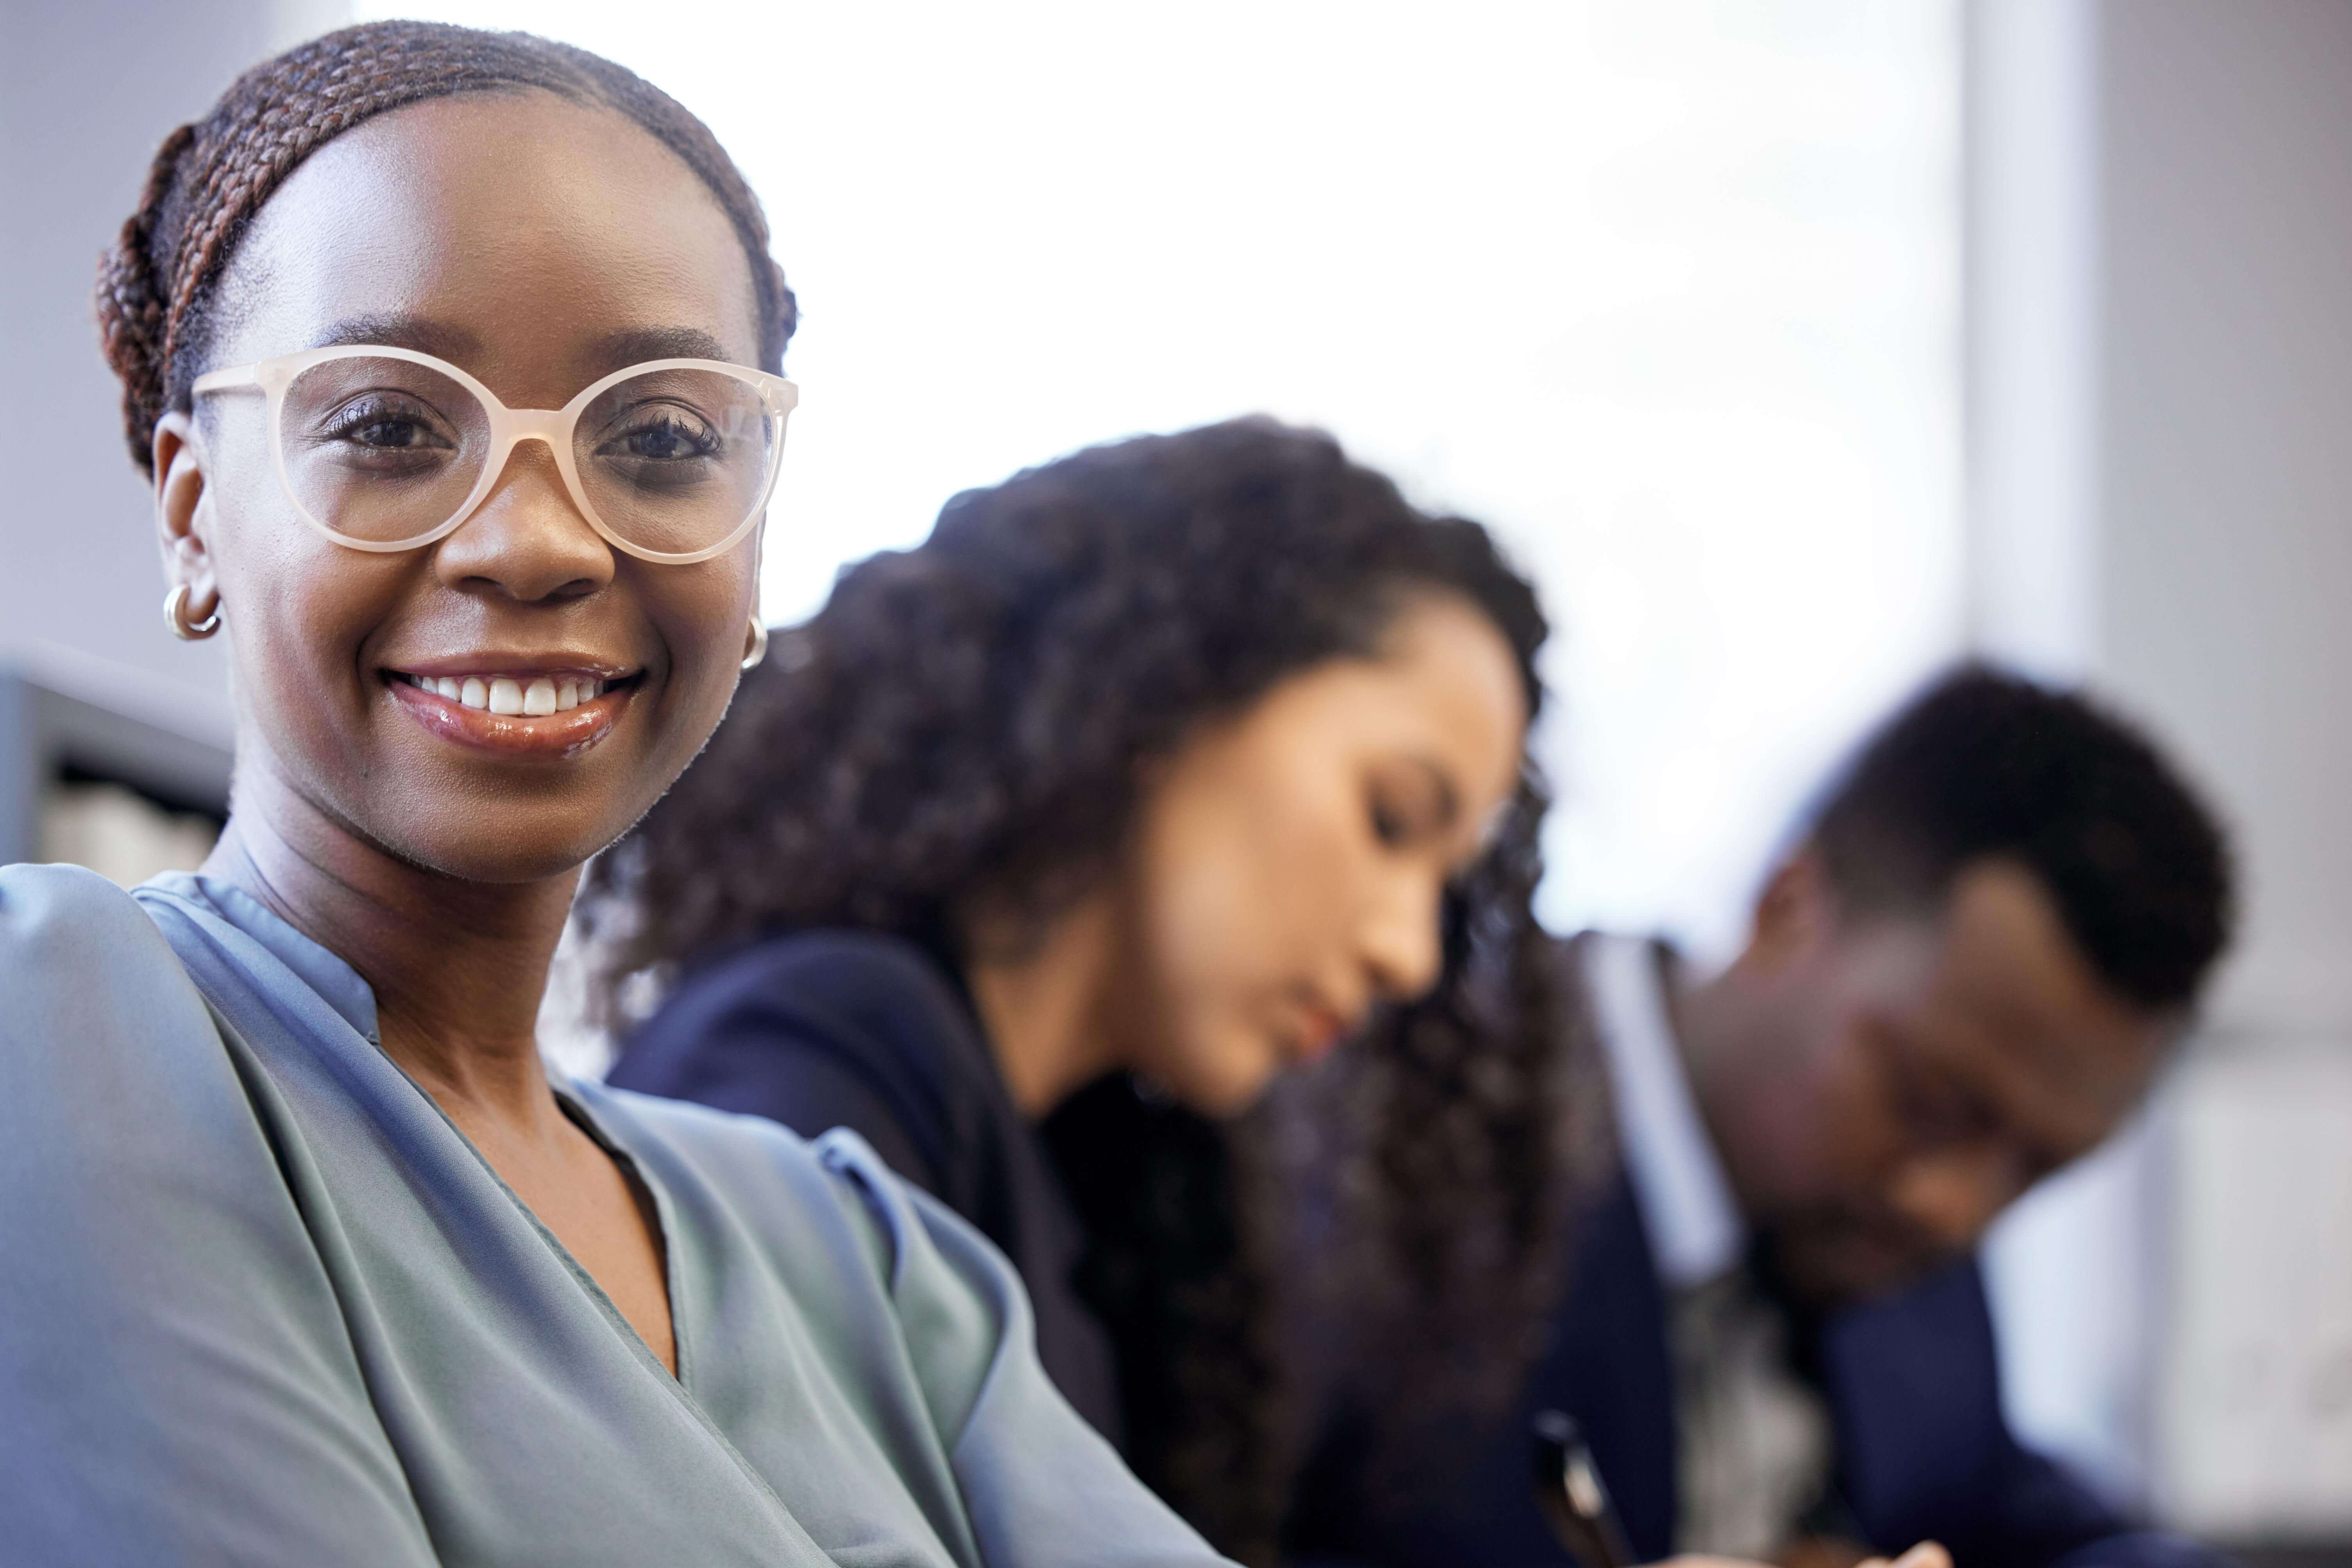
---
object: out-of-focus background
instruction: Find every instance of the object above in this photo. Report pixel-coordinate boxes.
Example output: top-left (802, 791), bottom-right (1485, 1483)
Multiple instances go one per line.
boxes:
top-left (4, 0), bottom-right (2347, 1552)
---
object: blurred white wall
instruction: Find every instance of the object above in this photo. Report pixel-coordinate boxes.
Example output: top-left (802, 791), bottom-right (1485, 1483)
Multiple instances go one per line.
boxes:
top-left (1973, 0), bottom-right (2352, 1537)
top-left (2102, 0), bottom-right (2352, 1536)
top-left (0, 0), bottom-right (342, 747)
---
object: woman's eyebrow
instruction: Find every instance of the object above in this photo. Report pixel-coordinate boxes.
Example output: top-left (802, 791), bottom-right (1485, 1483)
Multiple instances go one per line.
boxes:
top-left (590, 326), bottom-right (734, 370)
top-left (314, 313), bottom-right (482, 360)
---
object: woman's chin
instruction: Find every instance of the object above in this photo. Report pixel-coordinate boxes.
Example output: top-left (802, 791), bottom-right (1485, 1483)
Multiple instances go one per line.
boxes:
top-left (334, 746), bottom-right (674, 885)
top-left (1151, 1039), bottom-right (1284, 1121)
top-left (365, 808), bottom-right (621, 886)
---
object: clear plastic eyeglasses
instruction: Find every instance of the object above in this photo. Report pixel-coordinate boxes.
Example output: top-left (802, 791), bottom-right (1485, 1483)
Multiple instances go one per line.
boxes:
top-left (192, 345), bottom-right (799, 565)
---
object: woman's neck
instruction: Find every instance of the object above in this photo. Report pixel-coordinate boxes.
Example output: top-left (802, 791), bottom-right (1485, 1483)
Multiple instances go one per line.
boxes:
top-left (204, 763), bottom-right (576, 1132)
top-left (962, 890), bottom-right (1127, 1119)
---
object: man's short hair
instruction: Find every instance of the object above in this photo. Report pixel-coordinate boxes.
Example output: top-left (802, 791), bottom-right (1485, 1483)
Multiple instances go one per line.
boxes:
top-left (1805, 664), bottom-right (2234, 1011)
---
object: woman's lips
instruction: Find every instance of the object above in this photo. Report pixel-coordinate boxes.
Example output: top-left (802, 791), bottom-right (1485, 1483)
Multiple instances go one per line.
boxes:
top-left (1286, 1003), bottom-right (1354, 1064)
top-left (386, 671), bottom-right (633, 757)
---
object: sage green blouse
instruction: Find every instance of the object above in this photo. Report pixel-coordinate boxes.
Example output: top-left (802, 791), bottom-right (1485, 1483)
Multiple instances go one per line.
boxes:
top-left (0, 864), bottom-right (1230, 1568)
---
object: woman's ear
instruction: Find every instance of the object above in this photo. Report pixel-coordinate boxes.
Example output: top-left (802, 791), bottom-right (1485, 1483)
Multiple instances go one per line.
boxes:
top-left (152, 409), bottom-right (219, 619)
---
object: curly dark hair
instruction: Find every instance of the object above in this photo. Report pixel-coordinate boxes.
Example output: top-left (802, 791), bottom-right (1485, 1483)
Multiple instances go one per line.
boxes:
top-left (587, 417), bottom-right (1582, 1562)
top-left (95, 20), bottom-right (795, 475)
top-left (1806, 663), bottom-right (2235, 1010)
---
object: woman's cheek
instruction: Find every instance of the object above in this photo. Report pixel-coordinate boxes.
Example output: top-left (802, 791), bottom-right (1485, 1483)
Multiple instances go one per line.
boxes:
top-left (1140, 936), bottom-right (1264, 1116)
top-left (642, 565), bottom-right (753, 737)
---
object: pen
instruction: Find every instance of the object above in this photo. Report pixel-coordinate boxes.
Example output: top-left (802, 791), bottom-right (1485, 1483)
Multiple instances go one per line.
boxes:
top-left (1531, 1408), bottom-right (1635, 1568)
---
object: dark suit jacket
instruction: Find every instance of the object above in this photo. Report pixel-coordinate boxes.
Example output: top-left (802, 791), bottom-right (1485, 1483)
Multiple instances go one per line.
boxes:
top-left (605, 928), bottom-right (1126, 1444)
top-left (1294, 1168), bottom-right (2222, 1568)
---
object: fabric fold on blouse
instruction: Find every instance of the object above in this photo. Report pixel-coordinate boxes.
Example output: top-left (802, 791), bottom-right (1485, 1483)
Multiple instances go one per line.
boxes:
top-left (0, 863), bottom-right (1229, 1568)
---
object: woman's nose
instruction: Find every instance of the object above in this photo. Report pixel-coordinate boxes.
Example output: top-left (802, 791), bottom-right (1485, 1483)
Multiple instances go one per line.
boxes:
top-left (1359, 869), bottom-right (1446, 1002)
top-left (431, 442), bottom-right (615, 602)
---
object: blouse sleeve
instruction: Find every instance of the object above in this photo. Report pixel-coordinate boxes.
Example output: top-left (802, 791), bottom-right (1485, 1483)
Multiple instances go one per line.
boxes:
top-left (0, 865), bottom-right (438, 1567)
top-left (812, 1128), bottom-right (1239, 1568)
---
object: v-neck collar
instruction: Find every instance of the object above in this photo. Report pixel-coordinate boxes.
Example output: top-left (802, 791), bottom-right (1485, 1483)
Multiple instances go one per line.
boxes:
top-left (142, 870), bottom-right (694, 1383)
top-left (146, 871), bottom-right (381, 1043)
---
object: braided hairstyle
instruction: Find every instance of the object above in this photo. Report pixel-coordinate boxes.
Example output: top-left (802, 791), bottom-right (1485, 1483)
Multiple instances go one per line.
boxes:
top-left (95, 20), bottom-right (796, 475)
top-left (587, 417), bottom-right (1588, 1562)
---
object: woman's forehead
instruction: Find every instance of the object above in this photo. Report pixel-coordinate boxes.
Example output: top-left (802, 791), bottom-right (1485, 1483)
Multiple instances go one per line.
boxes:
top-left (208, 90), bottom-right (762, 388)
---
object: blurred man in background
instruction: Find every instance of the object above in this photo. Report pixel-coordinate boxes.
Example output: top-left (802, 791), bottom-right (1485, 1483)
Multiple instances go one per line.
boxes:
top-left (1313, 666), bottom-right (2235, 1568)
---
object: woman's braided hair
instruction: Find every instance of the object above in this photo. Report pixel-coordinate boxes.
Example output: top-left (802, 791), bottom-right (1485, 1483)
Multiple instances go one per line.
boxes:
top-left (95, 20), bottom-right (796, 475)
top-left (587, 417), bottom-right (1590, 1562)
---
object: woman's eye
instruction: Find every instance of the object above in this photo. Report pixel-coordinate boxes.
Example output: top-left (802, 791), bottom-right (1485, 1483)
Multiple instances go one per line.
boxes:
top-left (602, 411), bottom-right (719, 462)
top-left (323, 397), bottom-right (451, 452)
top-left (353, 419), bottom-right (425, 449)
top-left (1365, 763), bottom-right (1459, 854)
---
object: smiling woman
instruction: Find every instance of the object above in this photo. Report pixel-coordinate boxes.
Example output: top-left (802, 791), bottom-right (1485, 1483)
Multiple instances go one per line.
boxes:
top-left (0, 21), bottom-right (1234, 1565)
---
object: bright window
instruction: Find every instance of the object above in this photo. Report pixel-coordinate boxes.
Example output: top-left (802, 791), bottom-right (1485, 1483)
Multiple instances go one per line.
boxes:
top-left (357, 0), bottom-right (1963, 957)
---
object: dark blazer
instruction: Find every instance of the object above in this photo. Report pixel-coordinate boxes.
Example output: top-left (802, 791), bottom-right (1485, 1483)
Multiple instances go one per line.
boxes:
top-left (606, 928), bottom-right (1125, 1445)
top-left (1298, 1168), bottom-right (2223, 1568)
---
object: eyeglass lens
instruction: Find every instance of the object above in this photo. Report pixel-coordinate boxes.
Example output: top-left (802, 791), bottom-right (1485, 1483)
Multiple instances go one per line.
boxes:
top-left (278, 356), bottom-right (777, 554)
top-left (574, 367), bottom-right (775, 557)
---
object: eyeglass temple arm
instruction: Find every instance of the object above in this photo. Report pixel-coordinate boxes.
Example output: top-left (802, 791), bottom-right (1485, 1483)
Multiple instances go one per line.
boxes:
top-left (191, 365), bottom-right (261, 395)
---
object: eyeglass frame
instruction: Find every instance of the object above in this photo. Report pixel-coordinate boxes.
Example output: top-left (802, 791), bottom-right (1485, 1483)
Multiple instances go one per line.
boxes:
top-left (191, 344), bottom-right (800, 566)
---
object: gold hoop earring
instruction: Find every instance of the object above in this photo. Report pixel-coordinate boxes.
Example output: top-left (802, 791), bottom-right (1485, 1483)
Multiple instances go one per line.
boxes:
top-left (165, 584), bottom-right (221, 642)
top-left (741, 617), bottom-right (769, 670)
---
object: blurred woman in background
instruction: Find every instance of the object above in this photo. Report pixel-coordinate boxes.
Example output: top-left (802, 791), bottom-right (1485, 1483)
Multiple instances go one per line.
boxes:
top-left (593, 418), bottom-right (1603, 1563)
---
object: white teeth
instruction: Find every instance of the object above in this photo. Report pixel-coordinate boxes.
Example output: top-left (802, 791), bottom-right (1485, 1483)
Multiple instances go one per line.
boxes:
top-left (405, 671), bottom-right (611, 713)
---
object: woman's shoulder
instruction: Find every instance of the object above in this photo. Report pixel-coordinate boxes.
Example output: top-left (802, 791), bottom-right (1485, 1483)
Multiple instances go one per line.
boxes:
top-left (0, 861), bottom-right (195, 999)
top-left (579, 1078), bottom-right (1229, 1563)
top-left (0, 862), bottom-right (295, 1238)
top-left (651, 928), bottom-right (976, 1058)
top-left (577, 1079), bottom-right (972, 1299)
top-left (3, 857), bottom-right (152, 925)
top-left (613, 928), bottom-right (1003, 1187)
top-left (579, 1078), bottom-right (915, 1216)
top-left (581, 1074), bottom-right (826, 1176)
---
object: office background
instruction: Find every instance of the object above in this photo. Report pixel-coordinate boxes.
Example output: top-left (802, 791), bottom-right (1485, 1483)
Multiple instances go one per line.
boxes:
top-left (3, 0), bottom-right (2347, 1549)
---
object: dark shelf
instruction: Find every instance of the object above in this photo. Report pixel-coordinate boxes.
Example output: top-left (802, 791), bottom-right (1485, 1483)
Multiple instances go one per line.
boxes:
top-left (0, 671), bottom-right (233, 864)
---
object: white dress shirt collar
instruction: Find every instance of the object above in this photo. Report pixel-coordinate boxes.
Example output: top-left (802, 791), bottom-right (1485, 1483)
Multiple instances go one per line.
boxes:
top-left (1581, 932), bottom-right (1748, 1289)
